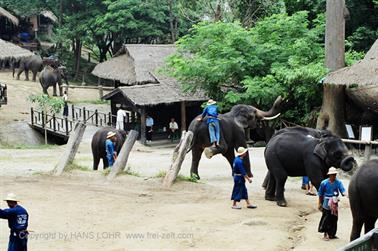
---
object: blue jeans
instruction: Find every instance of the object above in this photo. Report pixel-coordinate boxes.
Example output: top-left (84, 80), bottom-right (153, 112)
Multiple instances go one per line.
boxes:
top-left (302, 176), bottom-right (309, 186)
top-left (208, 121), bottom-right (220, 144)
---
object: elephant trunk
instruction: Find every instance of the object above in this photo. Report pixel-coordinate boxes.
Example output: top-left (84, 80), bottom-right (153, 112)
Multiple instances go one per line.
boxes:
top-left (340, 156), bottom-right (356, 172)
top-left (255, 96), bottom-right (283, 120)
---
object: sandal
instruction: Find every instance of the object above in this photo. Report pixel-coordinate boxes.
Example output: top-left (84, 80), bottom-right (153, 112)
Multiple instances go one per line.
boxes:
top-left (232, 205), bottom-right (242, 209)
top-left (247, 205), bottom-right (257, 209)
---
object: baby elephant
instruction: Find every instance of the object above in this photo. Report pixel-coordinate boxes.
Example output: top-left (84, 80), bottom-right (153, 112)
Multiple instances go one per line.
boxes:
top-left (349, 159), bottom-right (378, 241)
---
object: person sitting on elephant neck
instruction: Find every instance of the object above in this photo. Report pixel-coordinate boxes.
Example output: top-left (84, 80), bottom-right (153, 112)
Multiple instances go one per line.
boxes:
top-left (231, 147), bottom-right (257, 209)
top-left (317, 167), bottom-right (346, 241)
top-left (197, 99), bottom-right (220, 147)
top-left (105, 131), bottom-right (118, 168)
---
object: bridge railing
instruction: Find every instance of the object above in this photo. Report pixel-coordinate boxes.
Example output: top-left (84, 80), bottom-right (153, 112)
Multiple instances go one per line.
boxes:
top-left (30, 108), bottom-right (73, 135)
top-left (71, 105), bottom-right (115, 127)
top-left (338, 228), bottom-right (378, 251)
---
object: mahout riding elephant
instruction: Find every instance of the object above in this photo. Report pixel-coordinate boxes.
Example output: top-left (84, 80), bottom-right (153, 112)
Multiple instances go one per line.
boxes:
top-left (13, 55), bottom-right (43, 81)
top-left (39, 65), bottom-right (68, 96)
top-left (91, 127), bottom-right (127, 170)
top-left (264, 127), bottom-right (356, 207)
top-left (348, 159), bottom-right (378, 241)
top-left (188, 96), bottom-right (282, 179)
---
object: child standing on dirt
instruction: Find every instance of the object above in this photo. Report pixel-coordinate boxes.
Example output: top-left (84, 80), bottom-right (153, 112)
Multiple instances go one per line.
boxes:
top-left (231, 147), bottom-right (257, 209)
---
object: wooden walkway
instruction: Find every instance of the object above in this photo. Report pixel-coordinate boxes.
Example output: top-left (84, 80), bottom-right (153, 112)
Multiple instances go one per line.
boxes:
top-left (29, 106), bottom-right (116, 141)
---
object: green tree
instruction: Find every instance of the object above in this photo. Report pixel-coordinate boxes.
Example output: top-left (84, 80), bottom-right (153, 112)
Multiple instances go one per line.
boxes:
top-left (28, 94), bottom-right (64, 144)
top-left (167, 12), bottom-right (327, 125)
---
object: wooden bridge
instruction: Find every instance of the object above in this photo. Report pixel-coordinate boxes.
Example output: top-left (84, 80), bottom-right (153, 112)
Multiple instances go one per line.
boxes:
top-left (0, 83), bottom-right (7, 107)
top-left (29, 105), bottom-right (116, 141)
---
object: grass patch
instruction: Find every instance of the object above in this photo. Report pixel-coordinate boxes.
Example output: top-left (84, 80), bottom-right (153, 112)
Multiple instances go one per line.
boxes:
top-left (0, 143), bottom-right (57, 150)
top-left (119, 169), bottom-right (141, 177)
top-left (154, 170), bottom-right (167, 178)
top-left (66, 162), bottom-right (90, 172)
top-left (102, 169), bottom-right (111, 176)
top-left (177, 174), bottom-right (199, 183)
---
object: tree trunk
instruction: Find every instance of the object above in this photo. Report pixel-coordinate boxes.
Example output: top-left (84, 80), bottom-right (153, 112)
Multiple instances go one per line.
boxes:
top-left (54, 122), bottom-right (86, 176)
top-left (107, 130), bottom-right (138, 180)
top-left (74, 39), bottom-right (82, 80)
top-left (168, 0), bottom-right (176, 43)
top-left (162, 131), bottom-right (193, 188)
top-left (317, 0), bottom-right (346, 137)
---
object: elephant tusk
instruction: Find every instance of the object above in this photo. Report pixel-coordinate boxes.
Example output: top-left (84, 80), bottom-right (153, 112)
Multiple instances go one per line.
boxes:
top-left (261, 113), bottom-right (281, 121)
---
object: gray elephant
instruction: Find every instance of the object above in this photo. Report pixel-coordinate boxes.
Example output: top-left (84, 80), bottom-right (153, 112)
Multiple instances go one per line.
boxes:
top-left (264, 127), bottom-right (356, 207)
top-left (349, 159), bottom-right (378, 241)
top-left (188, 96), bottom-right (282, 179)
top-left (39, 66), bottom-right (68, 96)
top-left (13, 55), bottom-right (43, 81)
top-left (91, 127), bottom-right (127, 170)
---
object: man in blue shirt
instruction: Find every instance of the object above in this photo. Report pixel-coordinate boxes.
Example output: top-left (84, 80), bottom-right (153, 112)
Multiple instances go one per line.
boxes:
top-left (317, 167), bottom-right (346, 240)
top-left (145, 114), bottom-right (154, 143)
top-left (231, 147), bottom-right (257, 209)
top-left (198, 99), bottom-right (220, 148)
top-left (105, 131), bottom-right (117, 168)
top-left (0, 193), bottom-right (29, 251)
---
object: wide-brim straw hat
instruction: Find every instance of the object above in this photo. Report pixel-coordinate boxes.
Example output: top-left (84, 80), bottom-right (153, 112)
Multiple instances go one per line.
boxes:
top-left (4, 193), bottom-right (19, 202)
top-left (207, 99), bottom-right (217, 105)
top-left (107, 131), bottom-right (116, 139)
top-left (327, 167), bottom-right (338, 175)
top-left (236, 147), bottom-right (248, 156)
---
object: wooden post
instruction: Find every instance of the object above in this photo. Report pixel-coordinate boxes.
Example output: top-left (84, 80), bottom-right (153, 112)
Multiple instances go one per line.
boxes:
top-left (107, 130), bottom-right (138, 180)
top-left (54, 122), bottom-right (86, 176)
top-left (95, 109), bottom-right (98, 126)
top-left (162, 131), bottom-right (193, 188)
top-left (31, 108), bottom-right (34, 125)
top-left (140, 107), bottom-right (146, 144)
top-left (317, 0), bottom-right (347, 137)
top-left (364, 144), bottom-right (372, 161)
top-left (180, 101), bottom-right (186, 131)
top-left (98, 85), bottom-right (103, 99)
top-left (71, 104), bottom-right (75, 120)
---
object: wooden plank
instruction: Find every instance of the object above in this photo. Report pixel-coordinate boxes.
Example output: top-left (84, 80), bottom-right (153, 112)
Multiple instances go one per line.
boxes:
top-left (107, 130), bottom-right (139, 180)
top-left (162, 131), bottom-right (193, 188)
top-left (53, 122), bottom-right (86, 175)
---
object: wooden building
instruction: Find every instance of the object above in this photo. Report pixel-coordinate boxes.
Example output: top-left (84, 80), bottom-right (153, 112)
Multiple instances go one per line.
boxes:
top-left (92, 44), bottom-right (207, 143)
top-left (0, 7), bottom-right (19, 41)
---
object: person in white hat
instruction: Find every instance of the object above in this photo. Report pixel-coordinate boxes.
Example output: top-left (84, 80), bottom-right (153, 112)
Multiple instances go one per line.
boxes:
top-left (197, 99), bottom-right (220, 147)
top-left (231, 147), bottom-right (257, 209)
top-left (317, 167), bottom-right (347, 240)
top-left (0, 193), bottom-right (29, 251)
top-left (105, 131), bottom-right (118, 168)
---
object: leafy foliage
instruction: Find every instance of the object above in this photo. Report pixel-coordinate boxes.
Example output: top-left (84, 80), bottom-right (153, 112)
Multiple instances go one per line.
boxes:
top-left (167, 12), bottom-right (327, 124)
top-left (28, 94), bottom-right (64, 114)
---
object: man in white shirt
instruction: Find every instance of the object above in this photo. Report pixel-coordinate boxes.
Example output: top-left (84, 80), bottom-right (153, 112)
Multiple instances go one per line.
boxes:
top-left (116, 107), bottom-right (127, 130)
top-left (169, 118), bottom-right (179, 141)
top-left (146, 114), bottom-right (154, 143)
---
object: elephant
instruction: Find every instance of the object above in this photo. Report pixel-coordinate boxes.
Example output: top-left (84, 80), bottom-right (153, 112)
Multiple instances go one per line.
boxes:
top-left (39, 65), bottom-right (68, 96)
top-left (264, 126), bottom-right (356, 207)
top-left (188, 96), bottom-right (282, 179)
top-left (13, 55), bottom-right (43, 81)
top-left (349, 159), bottom-right (378, 241)
top-left (91, 127), bottom-right (127, 170)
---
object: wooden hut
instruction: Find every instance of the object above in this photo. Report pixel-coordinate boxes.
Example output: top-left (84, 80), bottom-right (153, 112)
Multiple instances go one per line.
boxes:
top-left (324, 40), bottom-right (378, 113)
top-left (0, 38), bottom-right (33, 67)
top-left (92, 44), bottom-right (207, 143)
top-left (0, 7), bottom-right (19, 41)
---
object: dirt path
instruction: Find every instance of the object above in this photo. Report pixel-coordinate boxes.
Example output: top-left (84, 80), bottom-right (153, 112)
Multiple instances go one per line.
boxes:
top-left (0, 70), bottom-right (358, 250)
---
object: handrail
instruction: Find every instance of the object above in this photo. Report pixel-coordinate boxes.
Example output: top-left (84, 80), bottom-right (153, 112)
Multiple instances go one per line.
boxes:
top-left (338, 227), bottom-right (378, 251)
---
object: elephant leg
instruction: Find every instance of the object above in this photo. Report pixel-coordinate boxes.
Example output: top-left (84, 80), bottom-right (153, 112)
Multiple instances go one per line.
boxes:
top-left (25, 70), bottom-right (29, 81)
top-left (262, 171), bottom-right (270, 189)
top-left (224, 149), bottom-right (235, 176)
top-left (274, 168), bottom-right (288, 207)
top-left (59, 85), bottom-right (63, 96)
top-left (350, 216), bottom-right (364, 241)
top-left (43, 87), bottom-right (48, 95)
top-left (32, 71), bottom-right (37, 81)
top-left (190, 146), bottom-right (204, 179)
top-left (265, 171), bottom-right (276, 201)
top-left (364, 216), bottom-right (377, 234)
top-left (17, 69), bottom-right (23, 80)
top-left (93, 156), bottom-right (100, 170)
top-left (53, 84), bottom-right (58, 96)
top-left (103, 157), bottom-right (109, 170)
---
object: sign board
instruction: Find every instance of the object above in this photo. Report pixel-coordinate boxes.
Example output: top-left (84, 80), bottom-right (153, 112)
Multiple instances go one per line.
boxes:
top-left (360, 126), bottom-right (372, 141)
top-left (345, 124), bottom-right (355, 139)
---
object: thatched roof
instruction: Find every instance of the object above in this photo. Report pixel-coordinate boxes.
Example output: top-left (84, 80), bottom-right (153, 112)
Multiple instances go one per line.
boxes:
top-left (0, 7), bottom-right (19, 25)
top-left (98, 44), bottom-right (207, 106)
top-left (324, 40), bottom-right (378, 87)
top-left (0, 39), bottom-right (33, 62)
top-left (41, 10), bottom-right (58, 23)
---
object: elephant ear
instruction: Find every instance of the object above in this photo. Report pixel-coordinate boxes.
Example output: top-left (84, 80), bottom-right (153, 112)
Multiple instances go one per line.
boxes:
top-left (314, 141), bottom-right (327, 160)
top-left (233, 105), bottom-right (252, 129)
top-left (234, 115), bottom-right (249, 128)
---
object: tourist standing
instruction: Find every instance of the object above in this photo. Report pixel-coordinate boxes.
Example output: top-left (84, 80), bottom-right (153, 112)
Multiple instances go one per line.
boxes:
top-left (116, 107), bottom-right (127, 130)
top-left (168, 118), bottom-right (179, 141)
top-left (146, 114), bottom-right (154, 143)
top-left (62, 91), bottom-right (68, 117)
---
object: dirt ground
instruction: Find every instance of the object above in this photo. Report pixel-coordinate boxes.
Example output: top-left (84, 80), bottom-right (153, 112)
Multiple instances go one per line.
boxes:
top-left (0, 71), bottom-right (363, 250)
